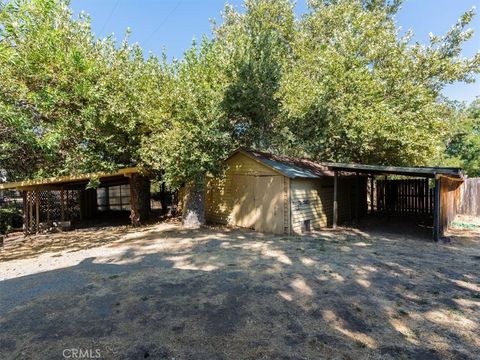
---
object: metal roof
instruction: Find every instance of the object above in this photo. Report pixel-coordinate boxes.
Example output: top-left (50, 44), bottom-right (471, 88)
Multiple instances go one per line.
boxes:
top-left (322, 162), bottom-right (464, 179)
top-left (258, 157), bottom-right (320, 178)
top-left (228, 148), bottom-right (464, 180)
top-left (0, 167), bottom-right (139, 190)
top-left (229, 148), bottom-right (334, 179)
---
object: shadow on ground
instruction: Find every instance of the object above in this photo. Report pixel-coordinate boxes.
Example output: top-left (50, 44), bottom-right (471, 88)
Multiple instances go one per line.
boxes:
top-left (0, 224), bottom-right (479, 359)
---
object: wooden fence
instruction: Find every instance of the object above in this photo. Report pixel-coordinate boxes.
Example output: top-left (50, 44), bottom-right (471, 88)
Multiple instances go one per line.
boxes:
top-left (459, 178), bottom-right (480, 216)
top-left (376, 179), bottom-right (433, 215)
top-left (440, 177), bottom-right (462, 231)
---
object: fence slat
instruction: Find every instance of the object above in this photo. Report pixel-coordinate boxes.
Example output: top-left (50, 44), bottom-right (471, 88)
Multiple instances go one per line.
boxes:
top-left (375, 179), bottom-right (432, 215)
top-left (459, 178), bottom-right (480, 216)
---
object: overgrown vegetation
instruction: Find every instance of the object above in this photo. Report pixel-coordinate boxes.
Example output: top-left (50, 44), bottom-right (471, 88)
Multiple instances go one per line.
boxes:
top-left (0, 207), bottom-right (22, 234)
top-left (443, 99), bottom-right (480, 176)
top-left (0, 0), bottom-right (479, 225)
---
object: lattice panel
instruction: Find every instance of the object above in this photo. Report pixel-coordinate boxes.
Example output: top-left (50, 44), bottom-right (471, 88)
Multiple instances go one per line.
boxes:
top-left (37, 191), bottom-right (62, 223)
top-left (65, 190), bottom-right (81, 221)
top-left (24, 189), bottom-right (82, 234)
top-left (25, 191), bottom-right (38, 234)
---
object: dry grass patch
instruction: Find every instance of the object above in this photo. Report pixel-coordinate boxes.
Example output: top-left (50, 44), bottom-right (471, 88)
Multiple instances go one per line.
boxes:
top-left (0, 221), bottom-right (479, 359)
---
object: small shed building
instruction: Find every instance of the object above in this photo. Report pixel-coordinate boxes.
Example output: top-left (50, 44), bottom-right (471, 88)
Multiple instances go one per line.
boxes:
top-left (201, 148), bottom-right (464, 240)
top-left (204, 148), bottom-right (366, 235)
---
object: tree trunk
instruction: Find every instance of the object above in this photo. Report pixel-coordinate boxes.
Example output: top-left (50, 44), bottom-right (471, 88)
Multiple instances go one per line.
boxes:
top-left (159, 182), bottom-right (169, 215)
top-left (130, 174), bottom-right (151, 226)
top-left (182, 175), bottom-right (206, 228)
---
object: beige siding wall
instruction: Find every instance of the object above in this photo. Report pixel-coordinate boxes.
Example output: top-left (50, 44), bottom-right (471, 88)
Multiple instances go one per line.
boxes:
top-left (185, 151), bottom-right (368, 235)
top-left (205, 177), bottom-right (231, 225)
top-left (290, 177), bottom-right (364, 234)
top-left (291, 178), bottom-right (329, 234)
top-left (205, 152), bottom-right (289, 234)
top-left (226, 154), bottom-right (280, 176)
top-left (284, 177), bottom-right (291, 234)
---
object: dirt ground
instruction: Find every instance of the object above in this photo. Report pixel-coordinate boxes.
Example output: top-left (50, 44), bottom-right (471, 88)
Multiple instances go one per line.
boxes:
top-left (0, 218), bottom-right (479, 360)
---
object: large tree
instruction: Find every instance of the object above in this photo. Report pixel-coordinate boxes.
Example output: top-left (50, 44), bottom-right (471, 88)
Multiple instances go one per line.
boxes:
top-left (141, 0), bottom-right (298, 226)
top-left (279, 0), bottom-right (480, 165)
top-left (141, 39), bottom-right (233, 226)
top-left (0, 0), bottom-right (163, 181)
top-left (443, 99), bottom-right (480, 176)
top-left (215, 0), bottom-right (295, 149)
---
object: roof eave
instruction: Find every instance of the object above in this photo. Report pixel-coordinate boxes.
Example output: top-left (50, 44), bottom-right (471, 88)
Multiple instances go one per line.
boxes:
top-left (322, 162), bottom-right (463, 180)
top-left (0, 167), bottom-right (140, 190)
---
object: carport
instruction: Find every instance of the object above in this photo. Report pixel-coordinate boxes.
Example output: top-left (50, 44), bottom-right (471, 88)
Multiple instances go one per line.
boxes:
top-left (0, 167), bottom-right (151, 234)
top-left (324, 163), bottom-right (464, 241)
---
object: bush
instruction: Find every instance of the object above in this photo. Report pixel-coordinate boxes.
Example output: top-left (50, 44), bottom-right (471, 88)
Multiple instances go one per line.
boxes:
top-left (0, 207), bottom-right (23, 234)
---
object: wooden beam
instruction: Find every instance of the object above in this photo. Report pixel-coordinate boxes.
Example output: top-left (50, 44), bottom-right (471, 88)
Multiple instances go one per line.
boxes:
top-left (433, 176), bottom-right (441, 241)
top-left (105, 186), bottom-right (110, 211)
top-left (0, 167), bottom-right (140, 191)
top-left (29, 191), bottom-right (33, 234)
top-left (46, 191), bottom-right (51, 224)
top-left (355, 172), bottom-right (360, 223)
top-left (333, 170), bottom-right (338, 229)
top-left (119, 185), bottom-right (123, 210)
top-left (79, 190), bottom-right (84, 221)
top-left (61, 188), bottom-right (65, 221)
top-left (66, 190), bottom-right (69, 219)
top-left (129, 174), bottom-right (139, 226)
top-left (35, 190), bottom-right (40, 234)
top-left (370, 175), bottom-right (374, 214)
top-left (323, 162), bottom-right (463, 179)
top-left (22, 191), bottom-right (28, 235)
top-left (286, 177), bottom-right (292, 235)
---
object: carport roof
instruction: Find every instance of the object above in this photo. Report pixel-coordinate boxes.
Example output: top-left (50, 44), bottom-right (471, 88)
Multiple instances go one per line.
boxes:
top-left (0, 167), bottom-right (139, 190)
top-left (228, 148), bottom-right (464, 180)
top-left (322, 163), bottom-right (464, 179)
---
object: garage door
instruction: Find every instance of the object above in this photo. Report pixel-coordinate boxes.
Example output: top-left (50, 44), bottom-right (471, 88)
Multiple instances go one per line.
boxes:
top-left (231, 175), bottom-right (256, 229)
top-left (254, 176), bottom-right (285, 234)
top-left (231, 175), bottom-right (285, 234)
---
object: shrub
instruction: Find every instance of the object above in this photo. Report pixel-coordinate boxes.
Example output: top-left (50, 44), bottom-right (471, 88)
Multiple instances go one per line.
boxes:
top-left (0, 207), bottom-right (23, 234)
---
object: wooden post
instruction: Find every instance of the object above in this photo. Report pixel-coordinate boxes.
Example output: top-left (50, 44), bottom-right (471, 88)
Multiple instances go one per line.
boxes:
top-left (355, 172), bottom-right (360, 223)
top-left (105, 186), bottom-right (110, 211)
top-left (66, 190), bottom-right (69, 219)
top-left (22, 191), bottom-right (28, 235)
top-left (370, 175), bottom-right (374, 214)
top-left (29, 191), bottom-right (33, 234)
top-left (129, 174), bottom-right (139, 226)
top-left (46, 191), bottom-right (51, 224)
top-left (433, 176), bottom-right (441, 241)
top-left (333, 170), bottom-right (338, 229)
top-left (35, 190), bottom-right (40, 234)
top-left (288, 178), bottom-right (292, 235)
top-left (119, 185), bottom-right (123, 210)
top-left (61, 188), bottom-right (65, 221)
top-left (79, 190), bottom-right (84, 221)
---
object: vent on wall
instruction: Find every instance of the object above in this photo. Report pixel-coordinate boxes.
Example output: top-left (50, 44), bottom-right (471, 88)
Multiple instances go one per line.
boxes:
top-left (302, 219), bottom-right (311, 233)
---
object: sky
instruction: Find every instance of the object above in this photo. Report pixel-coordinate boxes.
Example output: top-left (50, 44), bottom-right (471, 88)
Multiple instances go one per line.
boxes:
top-left (70, 0), bottom-right (480, 103)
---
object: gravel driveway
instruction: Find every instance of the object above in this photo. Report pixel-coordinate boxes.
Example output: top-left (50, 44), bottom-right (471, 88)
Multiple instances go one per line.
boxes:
top-left (0, 222), bottom-right (479, 359)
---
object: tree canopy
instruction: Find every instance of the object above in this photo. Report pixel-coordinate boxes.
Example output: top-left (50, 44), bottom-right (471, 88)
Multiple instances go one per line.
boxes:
top-left (279, 0), bottom-right (479, 165)
top-left (140, 38), bottom-right (232, 190)
top-left (0, 0), bottom-right (162, 181)
top-left (444, 99), bottom-right (480, 176)
top-left (1, 0), bottom-right (479, 209)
